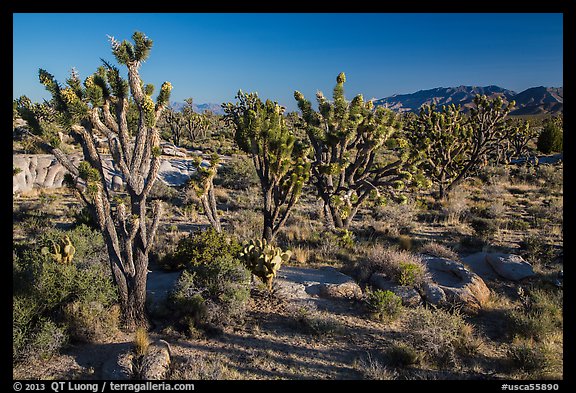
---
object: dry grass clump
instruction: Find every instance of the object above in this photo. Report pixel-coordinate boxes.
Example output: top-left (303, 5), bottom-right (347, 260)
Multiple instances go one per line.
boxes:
top-left (170, 353), bottom-right (241, 380)
top-left (419, 241), bottom-right (459, 260)
top-left (403, 307), bottom-right (482, 367)
top-left (358, 244), bottom-right (427, 286)
top-left (134, 327), bottom-right (150, 357)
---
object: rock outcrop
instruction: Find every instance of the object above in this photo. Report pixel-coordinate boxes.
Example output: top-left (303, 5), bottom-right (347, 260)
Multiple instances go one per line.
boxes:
top-left (13, 153), bottom-right (204, 194)
top-left (420, 256), bottom-right (491, 313)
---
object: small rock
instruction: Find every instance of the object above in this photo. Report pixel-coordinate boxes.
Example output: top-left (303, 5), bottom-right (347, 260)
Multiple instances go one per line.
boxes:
top-left (421, 281), bottom-right (447, 306)
top-left (319, 281), bottom-right (363, 300)
top-left (111, 175), bottom-right (124, 191)
top-left (485, 253), bottom-right (535, 281)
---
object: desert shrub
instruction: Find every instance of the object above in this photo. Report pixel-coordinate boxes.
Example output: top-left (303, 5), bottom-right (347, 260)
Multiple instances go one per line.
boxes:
top-left (441, 187), bottom-right (469, 224)
top-left (534, 163), bottom-right (562, 191)
top-left (13, 241), bottom-right (119, 361)
top-left (357, 353), bottom-right (399, 380)
top-left (397, 235), bottom-right (413, 251)
top-left (19, 209), bottom-right (53, 236)
top-left (360, 245), bottom-right (426, 286)
top-left (134, 327), bottom-right (150, 357)
top-left (507, 286), bottom-right (562, 341)
top-left (419, 242), bottom-right (459, 260)
top-left (63, 302), bottom-right (120, 343)
top-left (215, 154), bottom-right (259, 190)
top-left (372, 201), bottom-right (417, 236)
top-left (39, 224), bottom-right (106, 267)
top-left (520, 234), bottom-right (557, 266)
top-left (226, 209), bottom-right (262, 244)
top-left (294, 307), bottom-right (344, 336)
top-left (405, 307), bottom-right (479, 367)
top-left (168, 255), bottom-right (251, 332)
top-left (506, 218), bottom-right (531, 231)
top-left (386, 342), bottom-right (421, 367)
top-left (149, 179), bottom-right (179, 201)
top-left (161, 227), bottom-right (241, 271)
top-left (30, 318), bottom-right (68, 360)
top-left (70, 206), bottom-right (99, 230)
top-left (470, 217), bottom-right (499, 241)
top-left (170, 353), bottom-right (241, 380)
top-left (397, 262), bottom-right (422, 286)
top-left (365, 289), bottom-right (403, 323)
top-left (507, 341), bottom-right (556, 373)
top-left (537, 117), bottom-right (563, 154)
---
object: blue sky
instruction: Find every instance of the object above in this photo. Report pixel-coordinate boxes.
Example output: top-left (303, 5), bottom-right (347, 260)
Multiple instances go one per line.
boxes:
top-left (13, 13), bottom-right (563, 112)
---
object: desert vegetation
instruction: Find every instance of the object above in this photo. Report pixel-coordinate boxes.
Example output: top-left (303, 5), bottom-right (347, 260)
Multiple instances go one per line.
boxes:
top-left (13, 31), bottom-right (562, 381)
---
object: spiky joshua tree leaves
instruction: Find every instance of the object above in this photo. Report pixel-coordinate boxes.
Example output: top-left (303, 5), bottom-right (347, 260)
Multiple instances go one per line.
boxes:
top-left (294, 72), bottom-right (413, 229)
top-left (16, 32), bottom-right (172, 330)
top-left (223, 91), bottom-right (311, 243)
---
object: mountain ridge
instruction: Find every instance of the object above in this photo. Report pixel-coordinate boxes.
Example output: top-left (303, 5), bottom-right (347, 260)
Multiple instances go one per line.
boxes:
top-left (373, 85), bottom-right (563, 115)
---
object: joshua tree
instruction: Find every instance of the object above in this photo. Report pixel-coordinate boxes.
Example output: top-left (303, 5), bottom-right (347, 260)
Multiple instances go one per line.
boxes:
top-left (182, 98), bottom-right (210, 143)
top-left (162, 106), bottom-right (186, 146)
top-left (294, 72), bottom-right (412, 229)
top-left (16, 32), bottom-right (171, 330)
top-left (223, 91), bottom-right (311, 242)
top-left (408, 95), bottom-right (516, 199)
top-left (187, 153), bottom-right (222, 232)
top-left (506, 119), bottom-right (536, 160)
top-left (405, 104), bottom-right (472, 200)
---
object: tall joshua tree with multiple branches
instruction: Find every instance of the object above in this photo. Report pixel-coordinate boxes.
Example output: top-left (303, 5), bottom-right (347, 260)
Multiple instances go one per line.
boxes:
top-left (294, 72), bottom-right (413, 230)
top-left (16, 32), bottom-right (172, 330)
top-left (223, 91), bottom-right (311, 243)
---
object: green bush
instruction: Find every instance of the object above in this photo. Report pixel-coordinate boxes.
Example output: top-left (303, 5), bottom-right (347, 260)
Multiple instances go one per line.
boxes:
top-left (13, 238), bottom-right (119, 362)
top-left (537, 117), bottom-right (563, 154)
top-left (161, 227), bottom-right (241, 271)
top-left (397, 262), bottom-right (422, 286)
top-left (30, 318), bottom-right (68, 360)
top-left (168, 254), bottom-right (251, 332)
top-left (365, 289), bottom-right (403, 323)
top-left (39, 224), bottom-right (106, 266)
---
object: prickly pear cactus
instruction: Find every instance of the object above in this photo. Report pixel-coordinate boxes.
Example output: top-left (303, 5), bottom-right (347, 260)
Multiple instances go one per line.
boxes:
top-left (41, 235), bottom-right (76, 264)
top-left (239, 239), bottom-right (291, 290)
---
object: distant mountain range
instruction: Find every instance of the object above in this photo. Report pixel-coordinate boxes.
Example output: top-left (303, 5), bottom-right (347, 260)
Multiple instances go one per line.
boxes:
top-left (373, 85), bottom-right (563, 115)
top-left (171, 85), bottom-right (563, 117)
top-left (169, 102), bottom-right (225, 115)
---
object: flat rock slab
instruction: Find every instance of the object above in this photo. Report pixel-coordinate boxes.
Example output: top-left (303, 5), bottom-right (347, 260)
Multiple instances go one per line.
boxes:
top-left (485, 253), bottom-right (535, 281)
top-left (462, 252), bottom-right (535, 282)
top-left (275, 266), bottom-right (362, 310)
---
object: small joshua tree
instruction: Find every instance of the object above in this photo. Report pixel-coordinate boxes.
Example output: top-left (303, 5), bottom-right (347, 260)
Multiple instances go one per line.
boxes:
top-left (162, 106), bottom-right (186, 146)
top-left (16, 32), bottom-right (171, 330)
top-left (223, 91), bottom-right (311, 243)
top-left (507, 119), bottom-right (536, 161)
top-left (182, 98), bottom-right (210, 143)
top-left (187, 153), bottom-right (221, 232)
top-left (294, 72), bottom-right (413, 229)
